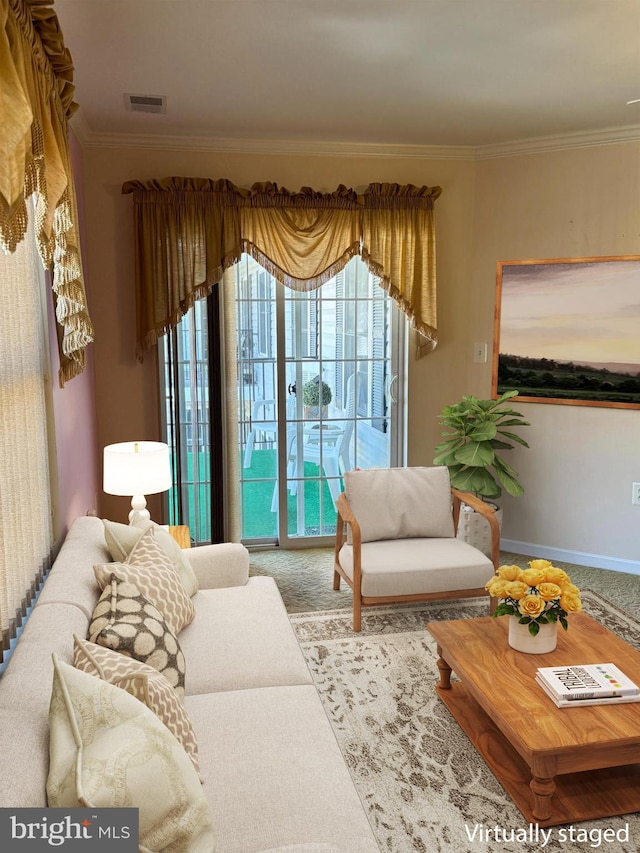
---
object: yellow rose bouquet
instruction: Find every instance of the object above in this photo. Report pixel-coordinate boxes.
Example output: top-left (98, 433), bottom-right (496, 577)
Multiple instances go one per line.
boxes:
top-left (485, 559), bottom-right (582, 637)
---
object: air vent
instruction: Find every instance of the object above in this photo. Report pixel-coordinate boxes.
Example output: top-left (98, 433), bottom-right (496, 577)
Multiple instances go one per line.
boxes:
top-left (124, 93), bottom-right (167, 114)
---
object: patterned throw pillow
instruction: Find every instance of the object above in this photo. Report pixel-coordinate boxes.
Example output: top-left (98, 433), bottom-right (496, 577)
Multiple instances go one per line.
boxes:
top-left (94, 526), bottom-right (195, 635)
top-left (73, 635), bottom-right (201, 780)
top-left (47, 656), bottom-right (214, 852)
top-left (103, 517), bottom-right (199, 597)
top-left (88, 575), bottom-right (186, 700)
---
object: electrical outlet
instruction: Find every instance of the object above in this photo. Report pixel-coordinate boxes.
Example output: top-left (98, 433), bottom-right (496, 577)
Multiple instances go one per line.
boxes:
top-left (472, 342), bottom-right (488, 363)
top-left (632, 482), bottom-right (640, 506)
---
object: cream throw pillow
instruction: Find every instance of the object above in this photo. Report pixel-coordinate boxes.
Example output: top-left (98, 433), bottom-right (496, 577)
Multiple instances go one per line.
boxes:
top-left (73, 635), bottom-right (201, 780)
top-left (344, 466), bottom-right (455, 543)
top-left (103, 517), bottom-right (199, 597)
top-left (47, 656), bottom-right (214, 853)
top-left (95, 526), bottom-right (195, 635)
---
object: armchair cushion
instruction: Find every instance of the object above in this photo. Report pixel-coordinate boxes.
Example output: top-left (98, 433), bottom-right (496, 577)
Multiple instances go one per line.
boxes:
top-left (344, 466), bottom-right (455, 543)
top-left (338, 538), bottom-right (494, 598)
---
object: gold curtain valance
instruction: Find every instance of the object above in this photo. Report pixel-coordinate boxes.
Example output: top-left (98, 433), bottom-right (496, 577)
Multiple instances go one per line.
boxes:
top-left (122, 177), bottom-right (442, 360)
top-left (0, 0), bottom-right (93, 384)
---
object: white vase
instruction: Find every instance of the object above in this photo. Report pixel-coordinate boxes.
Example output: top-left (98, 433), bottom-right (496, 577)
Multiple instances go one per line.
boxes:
top-left (508, 615), bottom-right (558, 654)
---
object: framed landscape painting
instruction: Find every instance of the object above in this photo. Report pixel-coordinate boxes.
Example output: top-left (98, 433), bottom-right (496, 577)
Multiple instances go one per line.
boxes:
top-left (493, 256), bottom-right (640, 409)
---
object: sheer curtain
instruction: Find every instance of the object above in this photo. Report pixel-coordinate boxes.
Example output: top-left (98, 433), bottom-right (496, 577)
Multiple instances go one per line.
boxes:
top-left (0, 211), bottom-right (54, 666)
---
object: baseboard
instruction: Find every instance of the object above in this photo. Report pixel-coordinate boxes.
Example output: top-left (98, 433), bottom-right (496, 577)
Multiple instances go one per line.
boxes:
top-left (501, 539), bottom-right (640, 576)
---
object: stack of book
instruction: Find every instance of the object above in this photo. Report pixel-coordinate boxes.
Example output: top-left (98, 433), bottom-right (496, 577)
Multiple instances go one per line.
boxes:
top-left (536, 662), bottom-right (640, 708)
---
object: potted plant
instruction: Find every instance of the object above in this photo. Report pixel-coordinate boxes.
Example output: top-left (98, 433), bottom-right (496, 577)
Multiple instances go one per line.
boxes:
top-left (433, 390), bottom-right (530, 554)
top-left (302, 376), bottom-right (332, 419)
top-left (486, 559), bottom-right (582, 652)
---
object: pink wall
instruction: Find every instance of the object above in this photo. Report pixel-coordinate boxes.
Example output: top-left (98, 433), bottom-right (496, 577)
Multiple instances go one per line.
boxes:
top-left (47, 130), bottom-right (100, 539)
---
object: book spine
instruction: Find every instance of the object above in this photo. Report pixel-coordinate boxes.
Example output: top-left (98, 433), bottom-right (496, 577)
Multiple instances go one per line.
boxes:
top-left (560, 689), bottom-right (637, 701)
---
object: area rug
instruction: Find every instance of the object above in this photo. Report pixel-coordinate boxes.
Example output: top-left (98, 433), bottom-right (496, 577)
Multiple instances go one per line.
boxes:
top-left (290, 592), bottom-right (640, 853)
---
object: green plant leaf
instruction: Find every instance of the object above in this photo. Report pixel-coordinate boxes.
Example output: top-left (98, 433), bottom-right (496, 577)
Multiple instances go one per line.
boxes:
top-left (449, 467), bottom-right (500, 497)
top-left (454, 441), bottom-right (495, 467)
top-left (497, 430), bottom-right (530, 448)
top-left (528, 621), bottom-right (540, 636)
top-left (492, 455), bottom-right (519, 478)
top-left (433, 446), bottom-right (462, 466)
top-left (491, 464), bottom-right (524, 497)
top-left (493, 602), bottom-right (516, 617)
top-left (491, 439), bottom-right (515, 451)
top-left (495, 417), bottom-right (530, 427)
top-left (469, 422), bottom-right (498, 442)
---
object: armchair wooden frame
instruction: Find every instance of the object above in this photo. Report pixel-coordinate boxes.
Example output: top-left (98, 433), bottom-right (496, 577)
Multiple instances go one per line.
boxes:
top-left (333, 487), bottom-right (500, 632)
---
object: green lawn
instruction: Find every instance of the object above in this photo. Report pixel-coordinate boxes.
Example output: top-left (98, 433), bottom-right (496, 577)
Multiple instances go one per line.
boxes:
top-left (170, 448), bottom-right (339, 542)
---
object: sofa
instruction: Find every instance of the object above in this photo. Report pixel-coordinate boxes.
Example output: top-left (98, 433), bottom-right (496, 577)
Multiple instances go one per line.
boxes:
top-left (0, 515), bottom-right (380, 853)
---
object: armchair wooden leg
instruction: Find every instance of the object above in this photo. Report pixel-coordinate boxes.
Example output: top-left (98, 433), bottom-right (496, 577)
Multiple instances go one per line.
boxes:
top-left (333, 568), bottom-right (341, 590)
top-left (353, 596), bottom-right (362, 633)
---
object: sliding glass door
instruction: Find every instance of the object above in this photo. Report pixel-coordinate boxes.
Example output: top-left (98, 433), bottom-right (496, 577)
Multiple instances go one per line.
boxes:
top-left (162, 255), bottom-right (406, 546)
top-left (236, 255), bottom-right (405, 546)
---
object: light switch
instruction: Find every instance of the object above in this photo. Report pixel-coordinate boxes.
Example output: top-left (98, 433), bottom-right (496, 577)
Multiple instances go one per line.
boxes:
top-left (472, 342), bottom-right (488, 363)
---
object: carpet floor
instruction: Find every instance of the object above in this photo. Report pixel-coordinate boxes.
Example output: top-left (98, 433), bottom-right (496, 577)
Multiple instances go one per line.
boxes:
top-left (249, 547), bottom-right (640, 617)
top-left (290, 593), bottom-right (640, 853)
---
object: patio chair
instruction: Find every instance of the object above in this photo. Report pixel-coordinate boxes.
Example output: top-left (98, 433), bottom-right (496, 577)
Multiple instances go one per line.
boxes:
top-left (333, 466), bottom-right (500, 631)
top-left (243, 399), bottom-right (277, 468)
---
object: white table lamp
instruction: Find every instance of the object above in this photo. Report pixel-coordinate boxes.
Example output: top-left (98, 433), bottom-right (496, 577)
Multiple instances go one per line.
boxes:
top-left (103, 441), bottom-right (172, 521)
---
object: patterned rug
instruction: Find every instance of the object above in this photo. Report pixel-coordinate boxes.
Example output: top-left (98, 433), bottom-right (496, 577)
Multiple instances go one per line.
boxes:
top-left (290, 592), bottom-right (640, 853)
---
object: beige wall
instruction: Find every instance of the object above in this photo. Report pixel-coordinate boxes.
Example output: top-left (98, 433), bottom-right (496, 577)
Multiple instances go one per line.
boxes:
top-left (81, 142), bottom-right (639, 568)
top-left (472, 143), bottom-right (640, 567)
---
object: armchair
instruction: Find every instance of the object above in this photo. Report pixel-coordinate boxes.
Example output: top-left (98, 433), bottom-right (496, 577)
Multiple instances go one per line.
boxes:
top-left (333, 466), bottom-right (500, 631)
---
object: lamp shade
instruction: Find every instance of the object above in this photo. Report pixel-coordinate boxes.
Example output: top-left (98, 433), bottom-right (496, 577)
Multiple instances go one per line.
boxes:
top-left (103, 441), bottom-right (172, 497)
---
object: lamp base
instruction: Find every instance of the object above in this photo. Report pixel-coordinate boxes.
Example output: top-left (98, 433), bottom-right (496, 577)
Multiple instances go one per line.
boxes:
top-left (128, 495), bottom-right (150, 523)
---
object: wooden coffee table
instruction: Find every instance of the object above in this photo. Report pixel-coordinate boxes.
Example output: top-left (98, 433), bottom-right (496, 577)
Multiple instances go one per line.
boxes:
top-left (428, 612), bottom-right (640, 827)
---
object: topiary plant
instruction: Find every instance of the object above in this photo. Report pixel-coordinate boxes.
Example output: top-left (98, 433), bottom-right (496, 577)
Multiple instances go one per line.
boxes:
top-left (302, 378), bottom-right (332, 408)
top-left (433, 390), bottom-right (530, 500)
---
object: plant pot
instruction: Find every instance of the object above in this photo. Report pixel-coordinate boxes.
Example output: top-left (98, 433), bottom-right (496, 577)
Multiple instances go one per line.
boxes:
top-left (508, 616), bottom-right (558, 654)
top-left (456, 502), bottom-right (503, 559)
top-left (304, 405), bottom-right (327, 420)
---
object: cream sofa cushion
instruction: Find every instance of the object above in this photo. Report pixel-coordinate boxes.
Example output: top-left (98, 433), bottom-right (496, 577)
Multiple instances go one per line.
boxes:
top-left (73, 635), bottom-right (201, 780)
top-left (344, 466), bottom-right (454, 543)
top-left (47, 656), bottom-right (214, 853)
top-left (95, 527), bottom-right (195, 634)
top-left (103, 516), bottom-right (199, 597)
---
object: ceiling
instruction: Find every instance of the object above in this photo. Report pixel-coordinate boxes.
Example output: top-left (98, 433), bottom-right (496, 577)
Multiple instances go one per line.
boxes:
top-left (54, 0), bottom-right (640, 152)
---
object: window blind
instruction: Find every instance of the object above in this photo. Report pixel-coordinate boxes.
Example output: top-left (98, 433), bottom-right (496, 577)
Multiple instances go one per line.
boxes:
top-left (0, 212), bottom-right (54, 666)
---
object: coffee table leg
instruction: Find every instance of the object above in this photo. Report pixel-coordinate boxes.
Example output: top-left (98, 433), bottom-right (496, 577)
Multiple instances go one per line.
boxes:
top-left (530, 775), bottom-right (555, 821)
top-left (435, 645), bottom-right (452, 690)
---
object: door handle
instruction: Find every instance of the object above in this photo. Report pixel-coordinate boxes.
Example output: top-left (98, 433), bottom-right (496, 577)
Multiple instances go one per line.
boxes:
top-left (386, 373), bottom-right (398, 405)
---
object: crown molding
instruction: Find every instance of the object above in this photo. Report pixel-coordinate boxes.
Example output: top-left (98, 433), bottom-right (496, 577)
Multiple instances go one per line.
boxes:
top-left (475, 123), bottom-right (640, 159)
top-left (72, 127), bottom-right (475, 160)
top-left (70, 112), bottom-right (640, 161)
